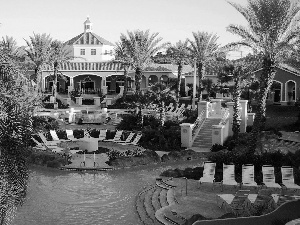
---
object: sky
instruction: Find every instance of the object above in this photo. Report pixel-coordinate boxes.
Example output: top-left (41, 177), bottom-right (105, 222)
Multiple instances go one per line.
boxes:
top-left (0, 0), bottom-right (250, 58)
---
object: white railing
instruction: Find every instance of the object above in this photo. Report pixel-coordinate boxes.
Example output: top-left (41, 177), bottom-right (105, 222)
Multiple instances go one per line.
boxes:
top-left (192, 109), bottom-right (205, 139)
top-left (219, 107), bottom-right (230, 125)
top-left (208, 102), bottom-right (217, 117)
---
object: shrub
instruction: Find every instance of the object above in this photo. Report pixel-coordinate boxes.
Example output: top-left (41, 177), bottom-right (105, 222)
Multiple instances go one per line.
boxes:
top-left (210, 144), bottom-right (226, 152)
top-left (70, 89), bottom-right (82, 102)
top-left (32, 116), bottom-right (60, 131)
top-left (47, 159), bottom-right (62, 168)
top-left (82, 99), bottom-right (94, 105)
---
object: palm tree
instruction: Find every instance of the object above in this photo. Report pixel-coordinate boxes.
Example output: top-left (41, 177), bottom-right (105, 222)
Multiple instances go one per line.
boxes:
top-left (187, 32), bottom-right (221, 100)
top-left (226, 0), bottom-right (300, 150)
top-left (49, 40), bottom-right (73, 101)
top-left (24, 33), bottom-right (52, 93)
top-left (166, 40), bottom-right (190, 101)
top-left (120, 30), bottom-right (168, 93)
top-left (0, 62), bottom-right (39, 225)
top-left (114, 40), bottom-right (132, 97)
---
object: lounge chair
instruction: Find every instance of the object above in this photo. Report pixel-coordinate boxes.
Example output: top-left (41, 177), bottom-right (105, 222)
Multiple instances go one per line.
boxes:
top-left (262, 165), bottom-right (282, 189)
top-left (103, 130), bottom-right (123, 142)
top-left (33, 136), bottom-right (64, 153)
top-left (281, 166), bottom-right (300, 194)
top-left (114, 132), bottom-right (135, 143)
top-left (216, 189), bottom-right (251, 216)
top-left (241, 164), bottom-right (258, 190)
top-left (97, 129), bottom-right (107, 141)
top-left (220, 164), bottom-right (239, 191)
top-left (38, 132), bottom-right (60, 146)
top-left (50, 130), bottom-right (69, 142)
top-left (120, 133), bottom-right (142, 146)
top-left (66, 129), bottom-right (77, 141)
top-left (31, 137), bottom-right (47, 151)
top-left (199, 162), bottom-right (216, 188)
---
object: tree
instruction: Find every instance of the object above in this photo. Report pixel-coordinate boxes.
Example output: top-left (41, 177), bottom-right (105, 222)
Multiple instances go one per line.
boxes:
top-left (201, 78), bottom-right (214, 99)
top-left (120, 30), bottom-right (168, 93)
top-left (226, 0), bottom-right (300, 150)
top-left (0, 53), bottom-right (41, 225)
top-left (24, 33), bottom-right (52, 93)
top-left (166, 40), bottom-right (190, 102)
top-left (187, 32), bottom-right (221, 100)
top-left (114, 40), bottom-right (132, 97)
top-left (49, 40), bottom-right (73, 101)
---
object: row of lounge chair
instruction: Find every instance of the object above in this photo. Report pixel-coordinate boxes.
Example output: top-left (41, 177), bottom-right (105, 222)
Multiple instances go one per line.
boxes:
top-left (32, 130), bottom-right (143, 153)
top-left (199, 162), bottom-right (300, 193)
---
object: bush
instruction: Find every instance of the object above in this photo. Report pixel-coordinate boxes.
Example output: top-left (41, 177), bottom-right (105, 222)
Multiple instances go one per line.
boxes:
top-left (210, 144), bottom-right (226, 152)
top-left (82, 99), bottom-right (94, 105)
top-left (32, 116), bottom-right (60, 131)
top-left (70, 89), bottom-right (82, 102)
top-left (47, 159), bottom-right (63, 168)
top-left (42, 95), bottom-right (69, 109)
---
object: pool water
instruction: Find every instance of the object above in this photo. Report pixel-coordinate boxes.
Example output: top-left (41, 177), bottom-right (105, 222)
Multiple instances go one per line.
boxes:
top-left (14, 161), bottom-right (203, 225)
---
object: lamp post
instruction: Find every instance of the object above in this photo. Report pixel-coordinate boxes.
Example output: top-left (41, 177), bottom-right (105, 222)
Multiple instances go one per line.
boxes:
top-left (192, 60), bottom-right (197, 109)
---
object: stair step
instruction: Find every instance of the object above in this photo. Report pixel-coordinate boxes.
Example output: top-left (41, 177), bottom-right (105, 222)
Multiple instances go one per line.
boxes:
top-left (136, 191), bottom-right (155, 225)
top-left (159, 189), bottom-right (168, 208)
top-left (144, 187), bottom-right (157, 223)
top-left (152, 188), bottom-right (162, 212)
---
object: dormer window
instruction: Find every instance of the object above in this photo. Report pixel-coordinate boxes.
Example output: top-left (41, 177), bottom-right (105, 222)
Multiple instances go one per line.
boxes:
top-left (91, 49), bottom-right (96, 55)
top-left (80, 49), bottom-right (85, 55)
top-left (86, 25), bottom-right (90, 30)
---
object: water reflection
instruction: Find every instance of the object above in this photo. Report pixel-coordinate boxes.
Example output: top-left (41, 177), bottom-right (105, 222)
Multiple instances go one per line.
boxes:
top-left (14, 161), bottom-right (203, 225)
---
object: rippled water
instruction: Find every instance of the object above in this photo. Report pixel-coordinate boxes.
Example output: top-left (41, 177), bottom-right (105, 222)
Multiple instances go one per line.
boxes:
top-left (14, 161), bottom-right (203, 225)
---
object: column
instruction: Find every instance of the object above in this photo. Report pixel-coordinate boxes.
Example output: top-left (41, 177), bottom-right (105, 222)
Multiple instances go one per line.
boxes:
top-left (198, 101), bottom-right (209, 118)
top-left (239, 100), bottom-right (248, 133)
top-left (42, 76), bottom-right (46, 92)
top-left (180, 123), bottom-right (193, 148)
top-left (225, 102), bottom-right (235, 136)
top-left (119, 86), bottom-right (124, 96)
top-left (75, 97), bottom-right (83, 105)
top-left (70, 77), bottom-right (74, 88)
top-left (93, 97), bottom-right (101, 106)
top-left (69, 108), bottom-right (75, 123)
top-left (212, 125), bottom-right (225, 145)
top-left (211, 99), bottom-right (223, 116)
top-left (102, 86), bottom-right (108, 95)
top-left (247, 113), bottom-right (255, 126)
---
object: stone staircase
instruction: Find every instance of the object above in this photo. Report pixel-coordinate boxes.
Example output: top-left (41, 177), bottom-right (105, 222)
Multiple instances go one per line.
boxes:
top-left (191, 118), bottom-right (221, 152)
top-left (135, 178), bottom-right (185, 225)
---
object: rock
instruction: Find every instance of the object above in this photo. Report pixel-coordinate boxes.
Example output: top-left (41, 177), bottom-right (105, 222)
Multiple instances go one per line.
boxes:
top-left (161, 150), bottom-right (205, 163)
top-left (108, 150), bottom-right (160, 167)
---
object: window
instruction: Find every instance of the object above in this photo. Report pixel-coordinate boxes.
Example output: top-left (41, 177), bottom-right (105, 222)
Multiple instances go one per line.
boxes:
top-left (91, 49), bottom-right (96, 55)
top-left (86, 25), bottom-right (90, 30)
top-left (80, 49), bottom-right (85, 55)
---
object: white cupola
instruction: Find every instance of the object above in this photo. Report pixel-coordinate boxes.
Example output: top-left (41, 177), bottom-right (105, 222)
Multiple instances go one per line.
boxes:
top-left (84, 16), bottom-right (93, 33)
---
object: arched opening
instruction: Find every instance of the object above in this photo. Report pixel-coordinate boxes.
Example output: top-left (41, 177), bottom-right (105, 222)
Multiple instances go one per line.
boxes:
top-left (148, 75), bottom-right (158, 86)
top-left (160, 75), bottom-right (169, 86)
top-left (286, 80), bottom-right (296, 102)
top-left (45, 74), bottom-right (70, 94)
top-left (73, 74), bottom-right (102, 94)
top-left (270, 80), bottom-right (282, 103)
top-left (141, 75), bottom-right (146, 89)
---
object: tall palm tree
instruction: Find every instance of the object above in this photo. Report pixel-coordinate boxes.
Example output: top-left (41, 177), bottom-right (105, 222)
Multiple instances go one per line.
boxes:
top-left (120, 30), bottom-right (168, 93)
top-left (114, 40), bottom-right (132, 97)
top-left (24, 33), bottom-right (52, 93)
top-left (187, 32), bottom-right (221, 100)
top-left (226, 0), bottom-right (300, 150)
top-left (49, 40), bottom-right (73, 101)
top-left (166, 40), bottom-right (190, 101)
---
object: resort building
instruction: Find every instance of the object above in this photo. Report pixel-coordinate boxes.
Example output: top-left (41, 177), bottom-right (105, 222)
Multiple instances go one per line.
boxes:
top-left (25, 17), bottom-right (300, 104)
